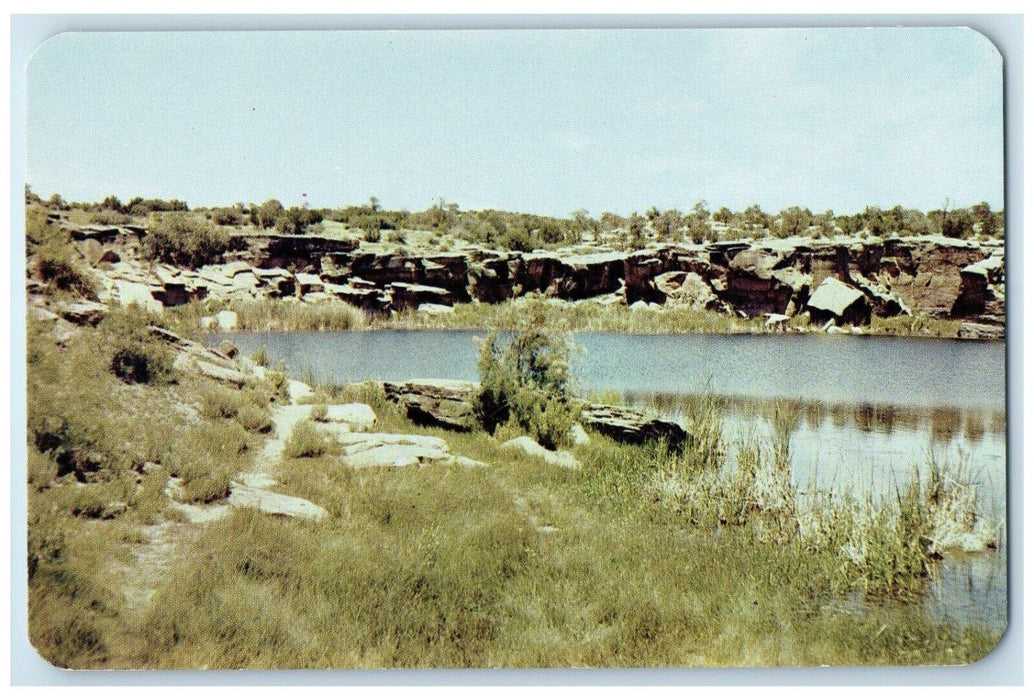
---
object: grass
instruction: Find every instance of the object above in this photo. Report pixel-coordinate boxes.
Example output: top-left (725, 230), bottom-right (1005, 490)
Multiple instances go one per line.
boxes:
top-left (167, 297), bottom-right (367, 333)
top-left (25, 306), bottom-right (1002, 668)
top-left (380, 296), bottom-right (766, 335)
top-left (869, 315), bottom-right (963, 339)
top-left (165, 293), bottom-right (971, 340)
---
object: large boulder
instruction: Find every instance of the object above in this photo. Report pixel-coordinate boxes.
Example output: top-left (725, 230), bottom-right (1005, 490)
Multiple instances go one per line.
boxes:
top-left (383, 379), bottom-right (477, 431)
top-left (500, 436), bottom-right (580, 469)
top-left (319, 431), bottom-right (453, 468)
top-left (580, 404), bottom-right (687, 447)
top-left (654, 271), bottom-right (722, 310)
top-left (317, 403), bottom-right (377, 431)
top-left (228, 483), bottom-right (328, 520)
top-left (806, 277), bottom-right (871, 326)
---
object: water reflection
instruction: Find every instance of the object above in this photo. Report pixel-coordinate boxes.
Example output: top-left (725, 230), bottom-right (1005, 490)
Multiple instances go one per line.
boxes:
top-left (621, 391), bottom-right (1006, 444)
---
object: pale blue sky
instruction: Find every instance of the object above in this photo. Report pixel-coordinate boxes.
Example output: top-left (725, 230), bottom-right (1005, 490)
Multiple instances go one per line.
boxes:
top-left (26, 28), bottom-right (1003, 217)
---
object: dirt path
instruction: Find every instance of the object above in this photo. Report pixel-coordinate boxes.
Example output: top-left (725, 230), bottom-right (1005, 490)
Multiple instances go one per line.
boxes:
top-left (117, 386), bottom-right (315, 610)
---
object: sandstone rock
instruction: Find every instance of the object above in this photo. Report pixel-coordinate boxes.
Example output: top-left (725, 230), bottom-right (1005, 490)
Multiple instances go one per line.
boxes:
top-left (320, 431), bottom-right (453, 468)
top-left (228, 483), bottom-right (328, 520)
top-left (295, 272), bottom-right (325, 294)
top-left (100, 501), bottom-right (128, 520)
top-left (958, 321), bottom-right (1005, 341)
top-left (417, 303), bottom-right (455, 315)
top-left (116, 279), bottom-right (164, 314)
top-left (217, 340), bottom-right (239, 359)
top-left (319, 403), bottom-right (377, 431)
top-left (654, 270), bottom-right (721, 310)
top-left (500, 436), bottom-right (580, 469)
top-left (196, 360), bottom-right (249, 386)
top-left (287, 379), bottom-right (315, 403)
top-left (215, 309), bottom-right (239, 331)
top-left (580, 404), bottom-right (688, 447)
top-left (383, 379), bottom-right (477, 431)
top-left (55, 299), bottom-right (107, 326)
top-left (389, 282), bottom-right (454, 311)
top-left (806, 277), bottom-right (870, 326)
top-left (569, 423), bottom-right (591, 446)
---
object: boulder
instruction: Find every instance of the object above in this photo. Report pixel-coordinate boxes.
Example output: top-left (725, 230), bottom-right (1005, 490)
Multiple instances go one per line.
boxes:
top-left (195, 360), bottom-right (249, 387)
top-left (654, 270), bottom-right (722, 310)
top-left (215, 309), bottom-right (239, 331)
top-left (569, 423), bottom-right (591, 446)
top-left (318, 403), bottom-right (377, 431)
top-left (580, 404), bottom-right (688, 447)
top-left (287, 380), bottom-right (315, 403)
top-left (295, 272), bottom-right (325, 295)
top-left (805, 277), bottom-right (871, 326)
top-left (383, 379), bottom-right (477, 431)
top-left (116, 279), bottom-right (164, 314)
top-left (55, 299), bottom-right (108, 326)
top-left (321, 432), bottom-right (452, 468)
top-left (500, 436), bottom-right (580, 469)
top-left (389, 282), bottom-right (454, 311)
top-left (417, 303), bottom-right (455, 316)
top-left (958, 321), bottom-right (1005, 341)
top-left (228, 483), bottom-right (328, 520)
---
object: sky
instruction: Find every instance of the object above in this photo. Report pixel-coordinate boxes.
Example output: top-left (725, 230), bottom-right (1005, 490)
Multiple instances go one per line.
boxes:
top-left (25, 28), bottom-right (1004, 218)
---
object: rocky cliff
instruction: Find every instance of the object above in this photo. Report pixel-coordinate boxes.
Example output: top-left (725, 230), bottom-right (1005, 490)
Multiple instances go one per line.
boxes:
top-left (69, 226), bottom-right (1005, 337)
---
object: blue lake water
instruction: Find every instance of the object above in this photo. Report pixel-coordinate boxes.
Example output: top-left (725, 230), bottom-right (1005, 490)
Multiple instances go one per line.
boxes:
top-left (206, 329), bottom-right (1008, 634)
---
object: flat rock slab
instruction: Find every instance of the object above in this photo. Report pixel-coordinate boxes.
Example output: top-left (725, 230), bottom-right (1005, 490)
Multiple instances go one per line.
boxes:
top-left (581, 404), bottom-right (687, 447)
top-left (383, 378), bottom-right (477, 431)
top-left (55, 300), bottom-right (108, 326)
top-left (344, 444), bottom-right (451, 469)
top-left (196, 360), bottom-right (249, 387)
top-left (215, 309), bottom-right (239, 331)
top-left (318, 430), bottom-right (453, 468)
top-left (236, 472), bottom-right (278, 489)
top-left (319, 403), bottom-right (377, 431)
top-left (501, 436), bottom-right (580, 469)
top-left (287, 380), bottom-right (314, 404)
top-left (228, 483), bottom-right (328, 520)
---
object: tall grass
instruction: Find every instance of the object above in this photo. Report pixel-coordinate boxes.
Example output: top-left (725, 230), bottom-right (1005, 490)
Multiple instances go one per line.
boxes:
top-left (169, 297), bottom-right (367, 333)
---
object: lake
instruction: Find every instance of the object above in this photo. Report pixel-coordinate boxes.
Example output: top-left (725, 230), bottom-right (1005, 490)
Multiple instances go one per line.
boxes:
top-left (206, 329), bottom-right (1007, 633)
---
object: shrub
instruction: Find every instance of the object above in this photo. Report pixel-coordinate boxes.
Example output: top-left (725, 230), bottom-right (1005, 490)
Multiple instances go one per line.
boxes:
top-left (141, 213), bottom-right (229, 268)
top-left (33, 241), bottom-right (96, 298)
top-left (283, 422), bottom-right (338, 459)
top-left (474, 302), bottom-right (580, 449)
top-left (100, 307), bottom-right (175, 385)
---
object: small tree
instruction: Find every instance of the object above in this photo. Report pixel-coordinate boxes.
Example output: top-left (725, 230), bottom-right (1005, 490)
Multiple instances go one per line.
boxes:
top-left (474, 301), bottom-right (580, 450)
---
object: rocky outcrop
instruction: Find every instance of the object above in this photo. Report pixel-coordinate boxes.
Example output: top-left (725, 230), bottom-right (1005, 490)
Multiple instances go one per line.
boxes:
top-left (500, 436), bottom-right (580, 469)
top-left (68, 219), bottom-right (1005, 334)
top-left (806, 278), bottom-right (871, 326)
top-left (580, 404), bottom-right (688, 446)
top-left (383, 379), bottom-right (478, 431)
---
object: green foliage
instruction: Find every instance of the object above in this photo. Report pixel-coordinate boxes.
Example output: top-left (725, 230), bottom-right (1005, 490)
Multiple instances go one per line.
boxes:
top-left (141, 213), bottom-right (229, 268)
top-left (33, 241), bottom-right (96, 298)
top-left (100, 306), bottom-right (175, 385)
top-left (283, 421), bottom-right (339, 459)
top-left (474, 302), bottom-right (579, 449)
top-left (124, 197), bottom-right (189, 216)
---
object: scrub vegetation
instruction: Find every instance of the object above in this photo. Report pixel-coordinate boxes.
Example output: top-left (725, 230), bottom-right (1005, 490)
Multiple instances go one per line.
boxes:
top-left (24, 193), bottom-right (1004, 669)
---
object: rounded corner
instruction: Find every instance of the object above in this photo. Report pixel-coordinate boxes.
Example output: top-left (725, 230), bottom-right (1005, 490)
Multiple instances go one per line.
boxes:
top-left (958, 618), bottom-right (1011, 668)
top-left (956, 26), bottom-right (1005, 69)
top-left (25, 31), bottom-right (81, 78)
top-left (25, 629), bottom-right (76, 673)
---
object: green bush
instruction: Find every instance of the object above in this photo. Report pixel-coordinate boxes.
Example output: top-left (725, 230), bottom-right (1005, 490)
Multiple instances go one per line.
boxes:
top-left (33, 241), bottom-right (96, 298)
top-left (100, 307), bottom-right (175, 385)
top-left (474, 302), bottom-right (579, 449)
top-left (283, 422), bottom-right (339, 459)
top-left (141, 213), bottom-right (229, 268)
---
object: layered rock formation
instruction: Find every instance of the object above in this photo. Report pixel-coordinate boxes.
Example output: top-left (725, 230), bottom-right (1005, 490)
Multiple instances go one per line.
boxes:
top-left (67, 223), bottom-right (1005, 337)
